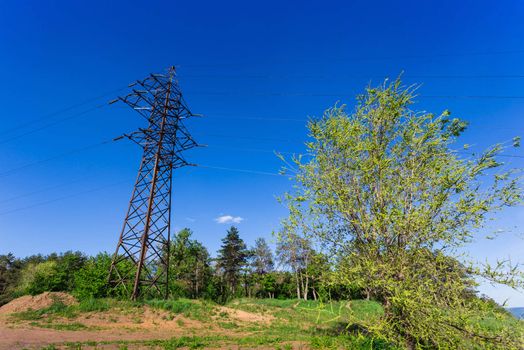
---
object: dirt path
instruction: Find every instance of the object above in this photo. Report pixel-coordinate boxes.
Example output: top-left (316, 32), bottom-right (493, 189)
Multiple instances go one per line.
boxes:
top-left (0, 294), bottom-right (280, 349)
top-left (0, 324), bottom-right (165, 349)
top-left (0, 311), bottom-right (220, 349)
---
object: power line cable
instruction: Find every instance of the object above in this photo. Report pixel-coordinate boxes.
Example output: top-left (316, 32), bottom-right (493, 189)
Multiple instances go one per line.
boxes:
top-left (203, 114), bottom-right (524, 131)
top-left (0, 139), bottom-right (113, 178)
top-left (197, 164), bottom-right (282, 177)
top-left (1, 129), bottom-right (521, 180)
top-left (0, 174), bottom-right (96, 204)
top-left (0, 86), bottom-right (127, 137)
top-left (2, 148), bottom-right (521, 215)
top-left (177, 49), bottom-right (524, 68)
top-left (0, 166), bottom-right (283, 216)
top-left (0, 180), bottom-right (128, 216)
top-left (199, 134), bottom-right (524, 159)
top-left (206, 145), bottom-right (299, 155)
top-left (0, 160), bottom-right (124, 204)
top-left (0, 104), bottom-right (108, 146)
top-left (187, 91), bottom-right (524, 100)
top-left (199, 133), bottom-right (298, 143)
top-left (180, 73), bottom-right (524, 80)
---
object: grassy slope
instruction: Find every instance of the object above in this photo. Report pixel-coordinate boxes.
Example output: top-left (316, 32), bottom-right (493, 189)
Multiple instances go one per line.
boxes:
top-left (7, 297), bottom-right (522, 349)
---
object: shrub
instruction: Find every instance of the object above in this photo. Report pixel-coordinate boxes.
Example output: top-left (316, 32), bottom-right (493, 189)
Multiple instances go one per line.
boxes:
top-left (73, 253), bottom-right (112, 299)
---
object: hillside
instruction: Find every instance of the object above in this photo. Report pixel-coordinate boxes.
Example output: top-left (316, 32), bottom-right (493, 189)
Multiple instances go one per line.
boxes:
top-left (0, 293), bottom-right (388, 349)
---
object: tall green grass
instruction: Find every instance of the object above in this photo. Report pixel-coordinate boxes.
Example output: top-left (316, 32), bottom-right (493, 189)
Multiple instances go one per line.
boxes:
top-left (145, 298), bottom-right (216, 321)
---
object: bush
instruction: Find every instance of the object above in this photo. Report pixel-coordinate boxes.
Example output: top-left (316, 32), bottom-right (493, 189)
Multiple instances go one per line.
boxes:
top-left (15, 251), bottom-right (87, 296)
top-left (77, 297), bottom-right (110, 312)
top-left (73, 253), bottom-right (112, 299)
top-left (17, 261), bottom-right (58, 295)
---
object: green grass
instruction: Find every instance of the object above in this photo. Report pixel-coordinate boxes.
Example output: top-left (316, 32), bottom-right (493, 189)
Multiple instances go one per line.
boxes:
top-left (76, 297), bottom-right (110, 312)
top-left (145, 298), bottom-right (216, 321)
top-left (217, 320), bottom-right (239, 329)
top-left (228, 298), bottom-right (384, 329)
top-left (222, 298), bottom-right (395, 348)
top-left (43, 334), bottom-right (398, 349)
top-left (29, 321), bottom-right (91, 331)
top-left (12, 300), bottom-right (77, 321)
top-left (18, 297), bottom-right (521, 350)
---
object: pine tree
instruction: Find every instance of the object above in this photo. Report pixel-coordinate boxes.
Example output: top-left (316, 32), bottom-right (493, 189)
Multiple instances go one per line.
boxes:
top-left (216, 226), bottom-right (248, 297)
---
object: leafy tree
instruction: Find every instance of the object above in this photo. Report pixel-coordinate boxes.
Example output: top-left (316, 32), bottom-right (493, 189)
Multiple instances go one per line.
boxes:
top-left (52, 251), bottom-right (87, 291)
top-left (168, 228), bottom-right (212, 298)
top-left (306, 251), bottom-right (329, 301)
top-left (15, 251), bottom-right (87, 295)
top-left (17, 260), bottom-right (58, 295)
top-left (281, 78), bottom-right (523, 348)
top-left (216, 226), bottom-right (248, 298)
top-left (73, 253), bottom-right (112, 299)
top-left (0, 253), bottom-right (23, 305)
top-left (276, 231), bottom-right (314, 300)
top-left (251, 238), bottom-right (274, 274)
top-left (261, 273), bottom-right (277, 298)
top-left (248, 237), bottom-right (275, 298)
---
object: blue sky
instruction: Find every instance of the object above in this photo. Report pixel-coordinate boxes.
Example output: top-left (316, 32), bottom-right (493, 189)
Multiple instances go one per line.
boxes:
top-left (0, 0), bottom-right (523, 306)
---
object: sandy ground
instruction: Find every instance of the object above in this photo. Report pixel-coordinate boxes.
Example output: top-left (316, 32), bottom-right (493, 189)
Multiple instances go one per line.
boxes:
top-left (0, 293), bottom-right (275, 349)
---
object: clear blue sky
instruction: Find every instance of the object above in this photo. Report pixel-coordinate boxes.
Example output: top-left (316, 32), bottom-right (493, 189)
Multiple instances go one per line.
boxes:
top-left (0, 0), bottom-right (523, 306)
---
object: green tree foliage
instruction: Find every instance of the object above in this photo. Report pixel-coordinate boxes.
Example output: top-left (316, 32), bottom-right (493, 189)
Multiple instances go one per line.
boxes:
top-left (276, 231), bottom-right (315, 300)
top-left (216, 226), bottom-right (248, 299)
top-left (168, 228), bottom-right (212, 298)
top-left (249, 238), bottom-right (276, 298)
top-left (73, 253), bottom-right (112, 299)
top-left (252, 238), bottom-right (274, 274)
top-left (0, 253), bottom-right (23, 305)
top-left (306, 251), bottom-right (329, 301)
top-left (16, 251), bottom-right (87, 295)
top-left (281, 78), bottom-right (523, 349)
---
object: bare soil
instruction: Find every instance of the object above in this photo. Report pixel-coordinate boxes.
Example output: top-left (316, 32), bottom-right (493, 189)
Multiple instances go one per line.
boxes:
top-left (216, 306), bottom-right (274, 324)
top-left (0, 292), bottom-right (77, 314)
top-left (0, 294), bottom-right (280, 349)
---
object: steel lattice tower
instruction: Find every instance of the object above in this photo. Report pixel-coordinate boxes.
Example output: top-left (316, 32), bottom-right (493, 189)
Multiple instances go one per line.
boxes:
top-left (108, 66), bottom-right (197, 300)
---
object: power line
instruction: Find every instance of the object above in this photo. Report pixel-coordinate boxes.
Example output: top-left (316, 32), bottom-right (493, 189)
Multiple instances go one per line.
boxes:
top-left (0, 180), bottom-right (128, 216)
top-left (2, 148), bottom-right (520, 216)
top-left (0, 165), bottom-right (284, 216)
top-left (0, 174), bottom-right (96, 204)
top-left (180, 73), bottom-right (524, 80)
top-left (0, 104), bottom-right (108, 146)
top-left (203, 114), bottom-right (524, 131)
top-left (0, 139), bottom-right (113, 178)
top-left (0, 131), bottom-right (520, 180)
top-left (206, 145), bottom-right (299, 155)
top-left (198, 164), bottom-right (282, 177)
top-left (199, 133), bottom-right (298, 143)
top-left (206, 115), bottom-right (307, 122)
top-left (0, 86), bottom-right (127, 137)
top-left (177, 49), bottom-right (524, 68)
top-left (187, 91), bottom-right (524, 100)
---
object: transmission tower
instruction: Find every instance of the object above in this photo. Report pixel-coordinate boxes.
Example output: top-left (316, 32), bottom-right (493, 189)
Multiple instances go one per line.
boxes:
top-left (108, 66), bottom-right (198, 300)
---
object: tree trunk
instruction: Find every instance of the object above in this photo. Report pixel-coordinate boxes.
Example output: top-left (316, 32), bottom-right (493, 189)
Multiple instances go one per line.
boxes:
top-left (303, 273), bottom-right (309, 301)
top-left (294, 270), bottom-right (300, 299)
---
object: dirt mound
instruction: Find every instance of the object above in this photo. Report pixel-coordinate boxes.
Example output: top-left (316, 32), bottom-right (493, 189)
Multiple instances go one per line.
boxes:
top-left (218, 306), bottom-right (274, 324)
top-left (0, 292), bottom-right (77, 314)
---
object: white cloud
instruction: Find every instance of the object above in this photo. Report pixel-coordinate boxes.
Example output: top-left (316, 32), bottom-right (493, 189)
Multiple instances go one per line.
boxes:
top-left (215, 215), bottom-right (244, 224)
top-left (185, 217), bottom-right (196, 223)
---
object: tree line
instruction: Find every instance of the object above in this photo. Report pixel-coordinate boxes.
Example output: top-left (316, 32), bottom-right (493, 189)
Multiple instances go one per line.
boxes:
top-left (0, 226), bottom-right (358, 306)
